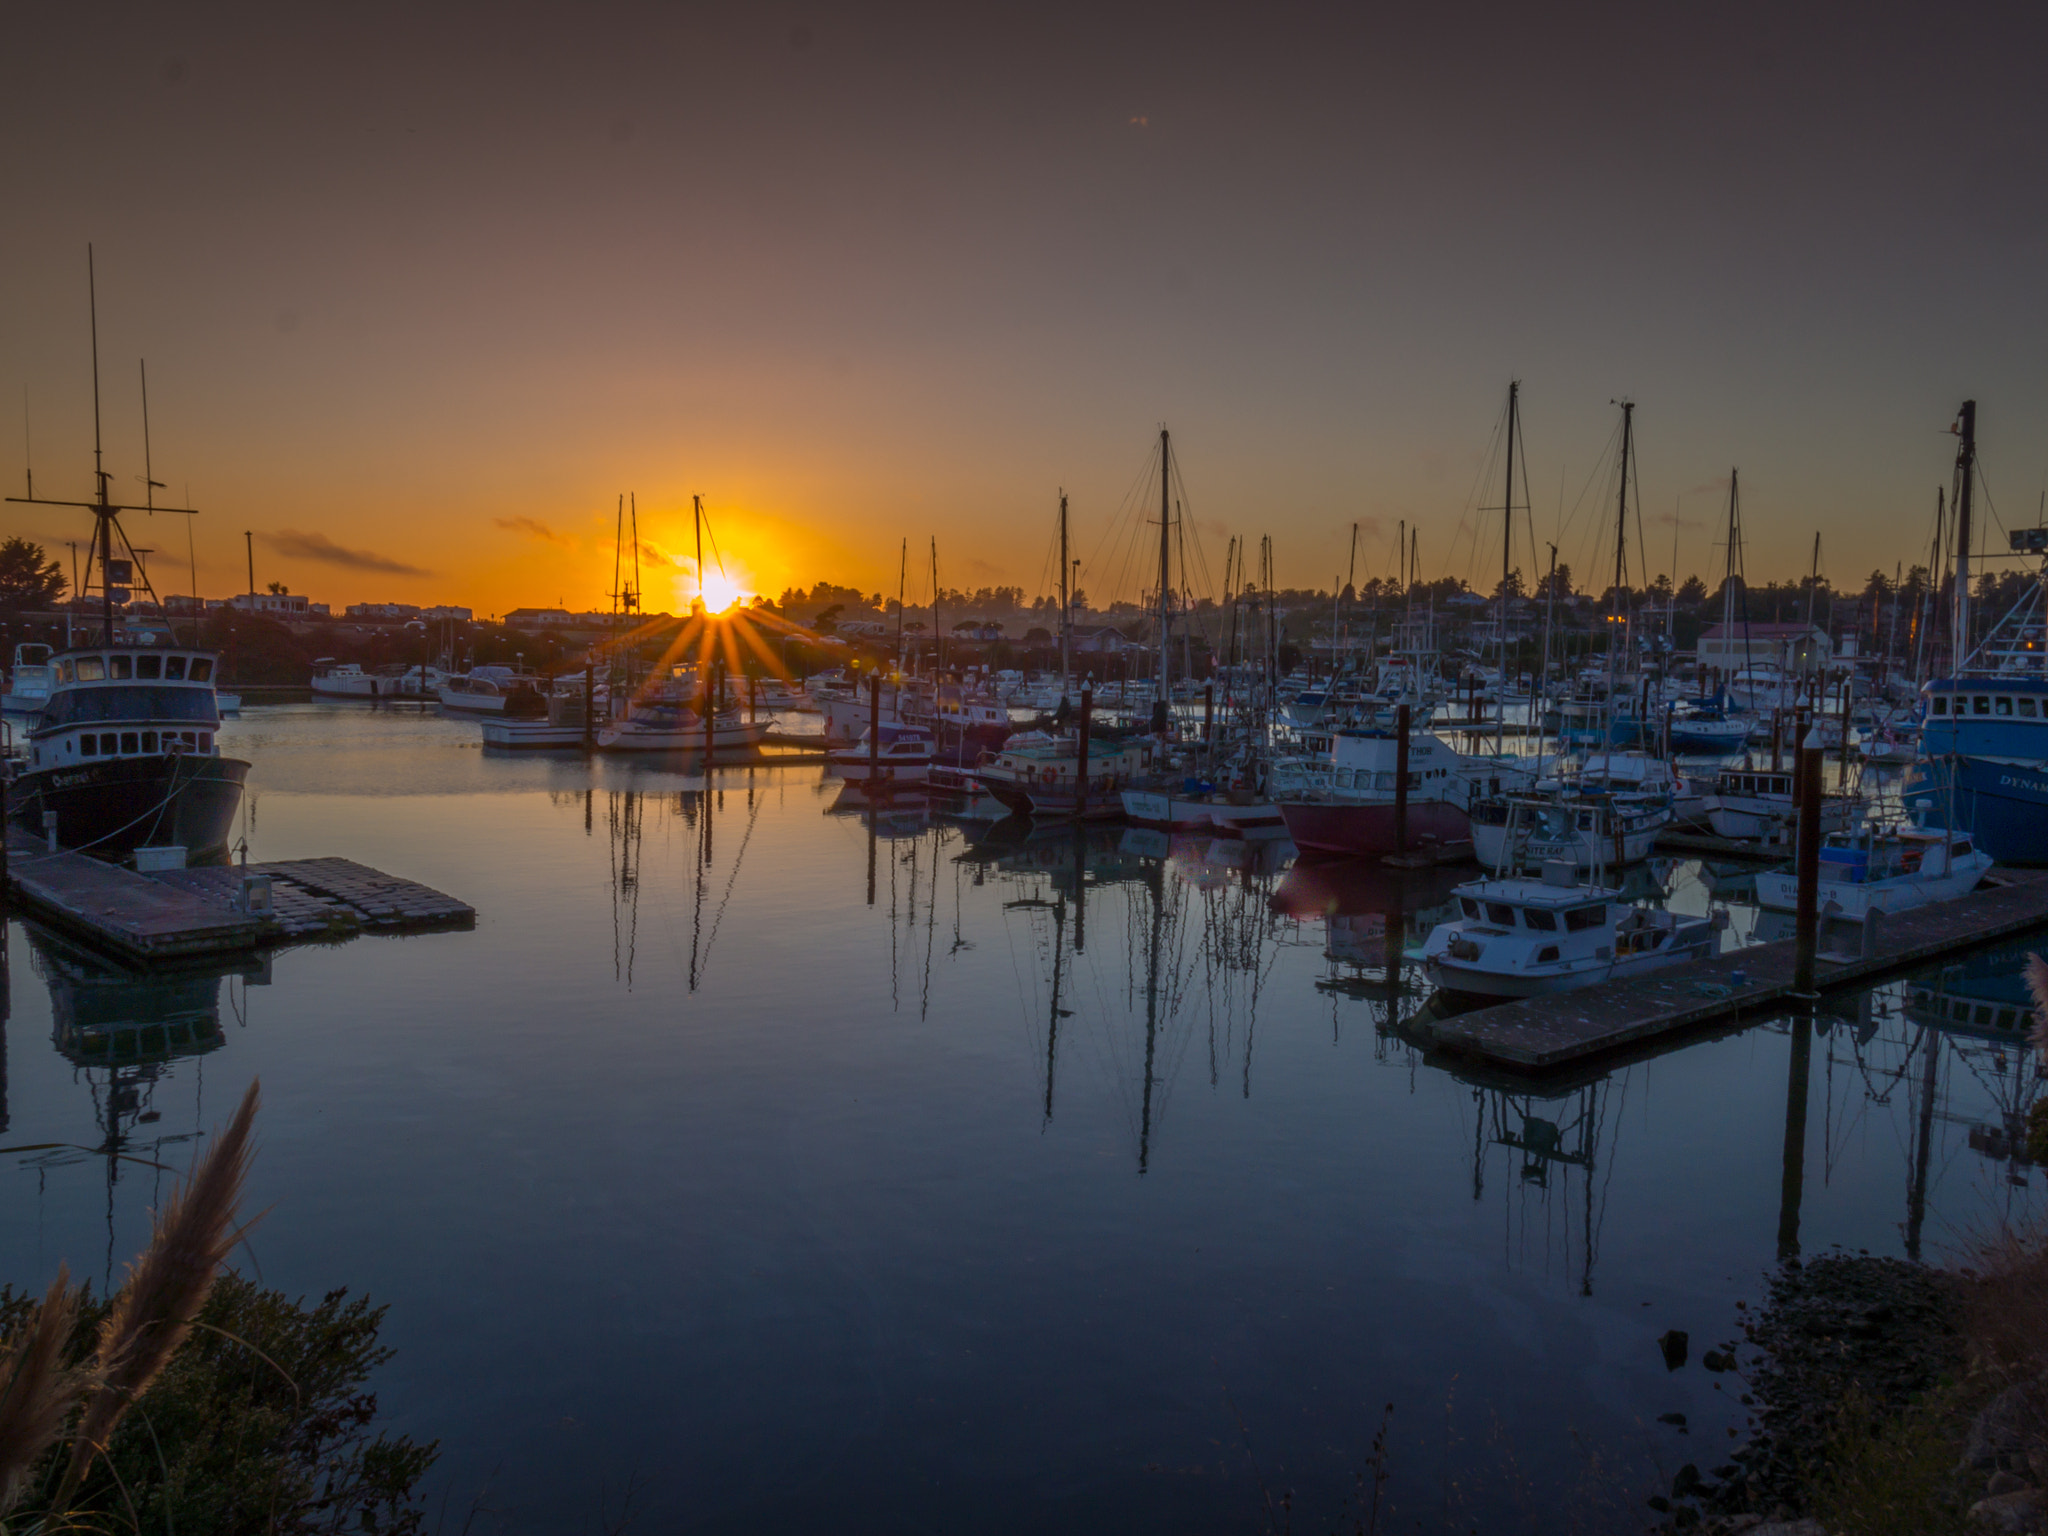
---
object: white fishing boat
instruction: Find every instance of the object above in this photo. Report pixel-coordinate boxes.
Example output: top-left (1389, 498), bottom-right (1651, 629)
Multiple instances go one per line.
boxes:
top-left (595, 706), bottom-right (770, 753)
top-left (313, 659), bottom-right (446, 699)
top-left (1421, 860), bottom-right (1723, 1001)
top-left (828, 725), bottom-right (935, 784)
top-left (1704, 764), bottom-right (1862, 842)
top-left (438, 666), bottom-right (548, 715)
top-left (1754, 825), bottom-right (1992, 916)
top-left (1470, 792), bottom-right (1671, 875)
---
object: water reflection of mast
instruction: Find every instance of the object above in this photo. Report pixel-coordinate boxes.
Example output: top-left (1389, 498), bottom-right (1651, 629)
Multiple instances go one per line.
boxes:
top-left (1467, 1070), bottom-right (1618, 1296)
top-left (608, 789), bottom-right (644, 987)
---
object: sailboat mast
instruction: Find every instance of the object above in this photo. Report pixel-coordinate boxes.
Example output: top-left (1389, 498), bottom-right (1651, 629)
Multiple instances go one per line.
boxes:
top-left (690, 494), bottom-right (703, 609)
top-left (931, 537), bottom-right (941, 675)
top-left (1157, 429), bottom-right (1172, 718)
top-left (1500, 380), bottom-right (1518, 755)
top-left (1058, 492), bottom-right (1070, 690)
top-left (1952, 399), bottom-right (1977, 667)
top-left (895, 538), bottom-right (907, 669)
top-left (1607, 402), bottom-right (1635, 709)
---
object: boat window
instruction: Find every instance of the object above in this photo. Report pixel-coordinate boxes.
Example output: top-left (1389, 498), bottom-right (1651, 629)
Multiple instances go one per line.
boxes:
top-left (1535, 945), bottom-right (1560, 963)
top-left (141, 731), bottom-right (157, 752)
top-left (182, 731), bottom-right (197, 748)
top-left (200, 734), bottom-right (212, 752)
top-left (109, 655), bottom-right (132, 680)
top-left (1523, 907), bottom-right (1558, 930)
top-left (38, 686), bottom-right (221, 728)
top-left (190, 658), bottom-right (213, 681)
top-left (75, 656), bottom-right (104, 681)
top-left (1459, 897), bottom-right (1480, 919)
top-left (164, 655), bottom-right (186, 680)
top-left (1564, 904), bottom-right (1607, 932)
top-left (2023, 698), bottom-right (2039, 718)
top-left (120, 732), bottom-right (139, 753)
top-left (1485, 903), bottom-right (1517, 927)
top-left (1977, 1005), bottom-right (1995, 1026)
top-left (79, 734), bottom-right (95, 756)
top-left (1975, 695), bottom-right (1991, 714)
top-left (100, 733), bottom-right (117, 754)
top-left (135, 655), bottom-right (161, 679)
top-left (1954, 841), bottom-right (1971, 856)
top-left (57, 660), bottom-right (73, 684)
top-left (1997, 696), bottom-right (2014, 716)
top-left (1931, 695), bottom-right (1947, 715)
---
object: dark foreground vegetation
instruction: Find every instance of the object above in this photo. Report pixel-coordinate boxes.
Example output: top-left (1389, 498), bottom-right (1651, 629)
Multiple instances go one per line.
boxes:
top-left (0, 1082), bottom-right (435, 1534)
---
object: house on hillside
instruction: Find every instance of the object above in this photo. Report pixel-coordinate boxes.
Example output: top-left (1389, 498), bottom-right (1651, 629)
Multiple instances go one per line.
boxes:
top-left (1697, 621), bottom-right (1830, 675)
top-left (1072, 625), bottom-right (1134, 654)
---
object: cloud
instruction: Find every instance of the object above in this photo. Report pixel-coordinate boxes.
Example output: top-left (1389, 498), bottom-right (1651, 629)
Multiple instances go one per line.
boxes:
top-left (266, 530), bottom-right (431, 576)
top-left (1688, 475), bottom-right (1731, 496)
top-left (632, 539), bottom-right (686, 568)
top-left (1652, 510), bottom-right (1706, 530)
top-left (494, 515), bottom-right (573, 547)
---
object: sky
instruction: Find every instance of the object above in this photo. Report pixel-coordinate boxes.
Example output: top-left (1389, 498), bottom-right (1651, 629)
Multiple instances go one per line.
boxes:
top-left (4, 1), bottom-right (2046, 618)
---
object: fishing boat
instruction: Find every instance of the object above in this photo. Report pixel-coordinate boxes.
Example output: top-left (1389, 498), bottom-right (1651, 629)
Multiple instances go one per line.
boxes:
top-left (828, 723), bottom-right (935, 784)
top-left (1704, 764), bottom-right (1862, 842)
top-left (2, 643), bottom-right (55, 714)
top-left (312, 659), bottom-right (444, 699)
top-left (3, 259), bottom-right (248, 860)
top-left (1421, 859), bottom-right (1723, 1001)
top-left (1274, 727), bottom-right (1530, 857)
top-left (438, 666), bottom-right (548, 715)
top-left (1470, 792), bottom-right (1671, 875)
top-left (10, 642), bottom-right (247, 858)
top-left (595, 706), bottom-right (770, 753)
top-left (1754, 824), bottom-right (1992, 916)
top-left (971, 735), bottom-right (1155, 819)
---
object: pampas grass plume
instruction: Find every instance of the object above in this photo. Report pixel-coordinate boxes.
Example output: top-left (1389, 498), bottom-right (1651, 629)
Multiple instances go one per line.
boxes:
top-left (0, 1267), bottom-right (85, 1516)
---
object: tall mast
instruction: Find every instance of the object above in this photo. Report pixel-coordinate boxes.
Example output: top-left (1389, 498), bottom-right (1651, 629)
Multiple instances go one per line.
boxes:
top-left (1157, 429), bottom-right (1172, 718)
top-left (1607, 401), bottom-right (1635, 709)
top-left (1343, 520), bottom-right (1358, 668)
top-left (1058, 492), bottom-right (1070, 690)
top-left (930, 536), bottom-right (941, 675)
top-left (894, 537), bottom-right (907, 668)
top-left (1952, 399), bottom-right (1977, 668)
top-left (1499, 380), bottom-right (1518, 755)
top-left (1804, 532), bottom-right (1820, 630)
top-left (693, 494), bottom-right (705, 610)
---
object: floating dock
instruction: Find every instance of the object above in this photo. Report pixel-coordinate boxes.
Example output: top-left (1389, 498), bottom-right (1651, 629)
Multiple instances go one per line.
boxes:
top-left (3, 834), bottom-right (473, 963)
top-left (1402, 871), bottom-right (2048, 1073)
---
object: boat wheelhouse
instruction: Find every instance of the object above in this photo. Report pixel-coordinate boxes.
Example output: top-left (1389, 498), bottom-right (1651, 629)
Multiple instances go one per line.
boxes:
top-left (971, 735), bottom-right (1154, 820)
top-left (437, 666), bottom-right (548, 715)
top-left (1704, 765), bottom-right (1862, 842)
top-left (1421, 861), bottom-right (1722, 1000)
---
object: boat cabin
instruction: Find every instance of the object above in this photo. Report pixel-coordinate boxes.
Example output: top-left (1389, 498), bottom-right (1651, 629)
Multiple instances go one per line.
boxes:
top-left (26, 647), bottom-right (224, 770)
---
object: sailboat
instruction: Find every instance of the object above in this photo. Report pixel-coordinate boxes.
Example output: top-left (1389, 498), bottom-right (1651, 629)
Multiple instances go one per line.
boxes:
top-left (596, 495), bottom-right (772, 753)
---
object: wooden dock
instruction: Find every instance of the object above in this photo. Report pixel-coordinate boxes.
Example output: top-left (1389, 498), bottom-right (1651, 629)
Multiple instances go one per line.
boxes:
top-left (4, 834), bottom-right (473, 963)
top-left (1401, 871), bottom-right (2048, 1073)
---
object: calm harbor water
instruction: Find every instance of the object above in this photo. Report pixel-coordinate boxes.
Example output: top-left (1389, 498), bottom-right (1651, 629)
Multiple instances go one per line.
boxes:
top-left (0, 705), bottom-right (2038, 1532)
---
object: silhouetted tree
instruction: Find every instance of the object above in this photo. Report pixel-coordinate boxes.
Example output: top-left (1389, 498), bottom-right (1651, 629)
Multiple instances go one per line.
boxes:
top-left (0, 538), bottom-right (66, 611)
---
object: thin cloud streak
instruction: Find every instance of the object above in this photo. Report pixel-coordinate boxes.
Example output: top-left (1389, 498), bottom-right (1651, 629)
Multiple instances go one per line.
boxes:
top-left (266, 530), bottom-right (432, 577)
top-left (494, 516), bottom-right (573, 548)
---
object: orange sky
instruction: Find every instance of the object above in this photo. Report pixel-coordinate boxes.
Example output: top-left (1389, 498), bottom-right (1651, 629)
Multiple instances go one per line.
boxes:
top-left (5, 6), bottom-right (2045, 618)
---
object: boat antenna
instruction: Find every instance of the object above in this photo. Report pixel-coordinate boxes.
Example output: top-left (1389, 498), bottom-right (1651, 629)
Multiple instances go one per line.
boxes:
top-left (693, 493), bottom-right (704, 612)
top-left (7, 251), bottom-right (197, 646)
top-left (895, 536), bottom-right (907, 669)
top-left (21, 387), bottom-right (30, 500)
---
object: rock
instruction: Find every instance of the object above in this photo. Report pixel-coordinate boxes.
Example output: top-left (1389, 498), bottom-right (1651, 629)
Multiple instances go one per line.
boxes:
top-left (1661, 1329), bottom-right (1690, 1370)
top-left (1746, 1520), bottom-right (1825, 1536)
top-left (1660, 1411), bottom-right (1689, 1427)
top-left (1990, 1470), bottom-right (2031, 1496)
top-left (1970, 1488), bottom-right (2048, 1533)
top-left (2030, 1447), bottom-right (2048, 1485)
top-left (1673, 1463), bottom-right (1704, 1497)
top-left (1703, 1349), bottom-right (1737, 1372)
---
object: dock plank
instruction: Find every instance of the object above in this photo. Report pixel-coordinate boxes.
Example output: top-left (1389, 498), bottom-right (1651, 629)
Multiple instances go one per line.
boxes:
top-left (1406, 872), bottom-right (2048, 1072)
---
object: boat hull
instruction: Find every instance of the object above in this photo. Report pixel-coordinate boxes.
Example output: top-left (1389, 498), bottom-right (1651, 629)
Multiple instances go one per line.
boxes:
top-left (1753, 857), bottom-right (1992, 915)
top-left (1904, 756), bottom-right (2048, 865)
top-left (7, 754), bottom-right (250, 857)
top-left (1275, 799), bottom-right (1470, 857)
top-left (595, 720), bottom-right (771, 753)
